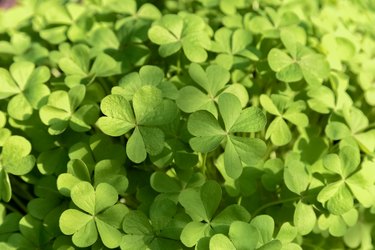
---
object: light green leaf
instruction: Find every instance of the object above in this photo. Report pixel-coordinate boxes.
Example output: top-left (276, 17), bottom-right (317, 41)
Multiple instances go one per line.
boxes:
top-left (95, 218), bottom-right (123, 248)
top-left (2, 136), bottom-right (35, 176)
top-left (122, 211), bottom-right (153, 235)
top-left (126, 127), bottom-right (147, 163)
top-left (218, 93), bottom-right (242, 131)
top-left (59, 209), bottom-right (93, 235)
top-left (72, 219), bottom-right (98, 248)
top-left (180, 221), bottom-right (210, 247)
top-left (97, 94), bottom-right (135, 137)
top-left (325, 122), bottom-right (351, 140)
top-left (209, 234), bottom-right (236, 250)
top-left (250, 215), bottom-right (275, 244)
top-left (266, 117), bottom-right (292, 146)
top-left (294, 202), bottom-right (316, 235)
top-left (228, 221), bottom-right (258, 250)
top-left (71, 182), bottom-right (95, 215)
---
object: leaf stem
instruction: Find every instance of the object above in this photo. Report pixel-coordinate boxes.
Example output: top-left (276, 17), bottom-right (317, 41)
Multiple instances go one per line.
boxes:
top-left (11, 194), bottom-right (27, 214)
top-left (252, 196), bottom-right (300, 217)
top-left (1, 202), bottom-right (20, 213)
top-left (201, 153), bottom-right (207, 176)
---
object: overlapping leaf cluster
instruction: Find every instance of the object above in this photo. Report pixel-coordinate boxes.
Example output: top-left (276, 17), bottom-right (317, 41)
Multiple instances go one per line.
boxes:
top-left (0, 0), bottom-right (375, 249)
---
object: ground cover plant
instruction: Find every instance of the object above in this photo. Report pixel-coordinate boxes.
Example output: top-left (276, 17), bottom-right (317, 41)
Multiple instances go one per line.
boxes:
top-left (0, 0), bottom-right (375, 249)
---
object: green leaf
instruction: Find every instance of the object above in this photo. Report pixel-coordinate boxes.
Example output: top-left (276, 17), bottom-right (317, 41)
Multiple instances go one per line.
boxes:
top-left (228, 221), bottom-right (258, 250)
top-left (180, 221), bottom-right (211, 247)
top-left (1, 136), bottom-right (35, 176)
top-left (150, 172), bottom-right (181, 193)
top-left (71, 182), bottom-right (96, 215)
top-left (284, 155), bottom-right (309, 194)
top-left (95, 218), bottom-right (123, 248)
top-left (325, 122), bottom-right (351, 140)
top-left (294, 202), bottom-right (316, 235)
top-left (250, 215), bottom-right (275, 244)
top-left (72, 219), bottom-right (98, 248)
top-left (59, 209), bottom-right (93, 235)
top-left (188, 111), bottom-right (225, 152)
top-left (209, 234), bottom-right (236, 250)
top-left (179, 180), bottom-right (221, 222)
top-left (266, 117), bottom-right (292, 146)
top-left (126, 127), bottom-right (147, 163)
top-left (122, 211), bottom-right (153, 235)
top-left (96, 94), bottom-right (135, 137)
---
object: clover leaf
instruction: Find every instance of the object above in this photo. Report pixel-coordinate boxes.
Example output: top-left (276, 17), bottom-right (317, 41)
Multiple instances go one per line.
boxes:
top-left (67, 133), bottom-right (127, 171)
top-left (57, 44), bottom-right (121, 87)
top-left (59, 182), bottom-right (128, 248)
top-left (0, 136), bottom-right (35, 202)
top-left (0, 61), bottom-right (50, 120)
top-left (121, 198), bottom-right (188, 250)
top-left (249, 9), bottom-right (300, 38)
top-left (318, 146), bottom-right (375, 215)
top-left (210, 27), bottom-right (257, 69)
top-left (188, 93), bottom-right (266, 178)
top-left (148, 13), bottom-right (211, 62)
top-left (177, 63), bottom-right (248, 117)
top-left (97, 85), bottom-right (178, 163)
top-left (57, 158), bottom-right (128, 197)
top-left (325, 106), bottom-right (375, 154)
top-left (307, 72), bottom-right (353, 114)
top-left (317, 208), bottom-right (358, 237)
top-left (112, 65), bottom-right (177, 101)
top-left (34, 1), bottom-right (90, 44)
top-left (39, 84), bottom-right (99, 135)
top-left (7, 214), bottom-right (53, 249)
top-left (0, 204), bottom-right (22, 242)
top-left (260, 94), bottom-right (308, 146)
top-left (321, 34), bottom-right (356, 71)
top-left (179, 180), bottom-right (251, 247)
top-left (268, 30), bottom-right (330, 85)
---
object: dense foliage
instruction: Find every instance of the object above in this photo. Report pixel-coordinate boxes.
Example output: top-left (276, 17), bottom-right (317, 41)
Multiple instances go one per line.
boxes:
top-left (1, 0), bottom-right (375, 249)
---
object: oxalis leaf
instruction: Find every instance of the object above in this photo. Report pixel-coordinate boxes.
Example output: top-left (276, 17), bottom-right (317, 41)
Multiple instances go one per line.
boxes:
top-left (0, 61), bottom-right (50, 120)
top-left (188, 93), bottom-right (266, 178)
top-left (59, 182), bottom-right (128, 248)
top-left (97, 85), bottom-right (178, 163)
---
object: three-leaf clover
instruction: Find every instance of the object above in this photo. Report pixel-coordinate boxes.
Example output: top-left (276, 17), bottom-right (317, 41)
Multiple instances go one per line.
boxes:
top-left (39, 85), bottom-right (100, 135)
top-left (268, 28), bottom-right (330, 85)
top-left (325, 106), bottom-right (375, 154)
top-left (34, 1), bottom-right (90, 44)
top-left (318, 146), bottom-right (375, 215)
top-left (0, 61), bottom-right (50, 120)
top-left (188, 93), bottom-right (266, 178)
top-left (249, 8), bottom-right (300, 38)
top-left (59, 182), bottom-right (128, 248)
top-left (317, 208), bottom-right (358, 237)
top-left (57, 44), bottom-right (121, 87)
top-left (176, 63), bottom-right (248, 117)
top-left (121, 198), bottom-right (188, 250)
top-left (97, 85), bottom-right (178, 163)
top-left (57, 159), bottom-right (128, 197)
top-left (260, 94), bottom-right (308, 146)
top-left (210, 27), bottom-right (257, 69)
top-left (179, 180), bottom-right (251, 247)
top-left (0, 136), bottom-right (35, 202)
top-left (112, 65), bottom-right (177, 101)
top-left (148, 13), bottom-right (211, 62)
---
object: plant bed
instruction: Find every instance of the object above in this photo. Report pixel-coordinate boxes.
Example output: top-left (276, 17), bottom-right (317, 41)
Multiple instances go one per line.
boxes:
top-left (0, 0), bottom-right (375, 249)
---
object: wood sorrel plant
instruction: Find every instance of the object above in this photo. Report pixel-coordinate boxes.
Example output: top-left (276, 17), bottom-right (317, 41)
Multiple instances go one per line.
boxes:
top-left (0, 0), bottom-right (375, 249)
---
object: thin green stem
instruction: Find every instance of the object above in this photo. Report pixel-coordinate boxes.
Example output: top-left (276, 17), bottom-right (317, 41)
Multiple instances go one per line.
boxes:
top-left (302, 242), bottom-right (325, 250)
top-left (1, 202), bottom-right (19, 213)
top-left (252, 196), bottom-right (300, 217)
top-left (11, 194), bottom-right (27, 214)
top-left (201, 153), bottom-right (207, 176)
